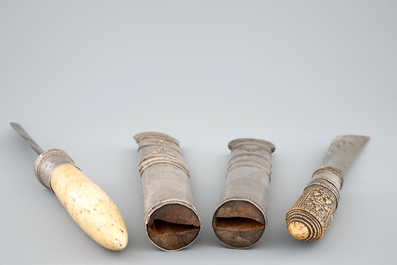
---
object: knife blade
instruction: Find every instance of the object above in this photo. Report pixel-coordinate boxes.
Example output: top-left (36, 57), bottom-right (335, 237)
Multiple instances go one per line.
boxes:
top-left (10, 122), bottom-right (43, 155)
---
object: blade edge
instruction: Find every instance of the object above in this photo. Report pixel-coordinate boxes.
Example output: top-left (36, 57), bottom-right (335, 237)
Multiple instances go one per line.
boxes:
top-left (10, 122), bottom-right (44, 155)
top-left (321, 135), bottom-right (369, 179)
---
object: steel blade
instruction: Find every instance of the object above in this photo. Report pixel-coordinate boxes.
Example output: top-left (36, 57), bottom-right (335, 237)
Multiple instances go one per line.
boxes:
top-left (10, 122), bottom-right (44, 155)
top-left (321, 135), bottom-right (370, 179)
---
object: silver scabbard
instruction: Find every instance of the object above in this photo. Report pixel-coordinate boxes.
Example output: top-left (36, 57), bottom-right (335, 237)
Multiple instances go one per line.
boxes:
top-left (212, 138), bottom-right (275, 249)
top-left (134, 132), bottom-right (201, 251)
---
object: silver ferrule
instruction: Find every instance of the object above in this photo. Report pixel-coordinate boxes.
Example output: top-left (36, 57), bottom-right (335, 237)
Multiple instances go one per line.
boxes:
top-left (212, 138), bottom-right (275, 249)
top-left (134, 132), bottom-right (201, 251)
top-left (34, 149), bottom-right (75, 192)
top-left (312, 167), bottom-right (344, 190)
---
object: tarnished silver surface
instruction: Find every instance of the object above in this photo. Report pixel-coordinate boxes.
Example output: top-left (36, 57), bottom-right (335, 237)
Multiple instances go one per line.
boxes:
top-left (134, 132), bottom-right (201, 251)
top-left (10, 122), bottom-right (44, 155)
top-left (321, 135), bottom-right (370, 179)
top-left (212, 138), bottom-right (275, 249)
top-left (312, 167), bottom-right (343, 191)
top-left (34, 149), bottom-right (76, 191)
top-left (286, 134), bottom-right (370, 241)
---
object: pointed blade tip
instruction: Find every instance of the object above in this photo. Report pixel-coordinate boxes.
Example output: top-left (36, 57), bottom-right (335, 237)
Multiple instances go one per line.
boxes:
top-left (10, 122), bottom-right (22, 132)
top-left (9, 123), bottom-right (44, 155)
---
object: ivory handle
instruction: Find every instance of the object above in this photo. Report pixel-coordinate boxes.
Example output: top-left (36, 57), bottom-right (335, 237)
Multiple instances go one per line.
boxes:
top-left (51, 164), bottom-right (128, 250)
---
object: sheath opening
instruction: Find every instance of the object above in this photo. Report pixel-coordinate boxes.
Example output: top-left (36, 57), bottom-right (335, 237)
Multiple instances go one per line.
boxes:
top-left (213, 217), bottom-right (265, 231)
top-left (212, 200), bottom-right (266, 248)
top-left (146, 203), bottom-right (201, 250)
top-left (148, 219), bottom-right (200, 235)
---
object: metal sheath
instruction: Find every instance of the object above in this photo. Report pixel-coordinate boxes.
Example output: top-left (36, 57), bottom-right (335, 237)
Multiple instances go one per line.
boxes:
top-left (134, 132), bottom-right (201, 251)
top-left (212, 138), bottom-right (275, 249)
top-left (34, 149), bottom-right (76, 192)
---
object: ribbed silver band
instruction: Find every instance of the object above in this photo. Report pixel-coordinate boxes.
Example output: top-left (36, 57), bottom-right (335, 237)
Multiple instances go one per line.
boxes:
top-left (312, 167), bottom-right (344, 190)
top-left (34, 149), bottom-right (75, 192)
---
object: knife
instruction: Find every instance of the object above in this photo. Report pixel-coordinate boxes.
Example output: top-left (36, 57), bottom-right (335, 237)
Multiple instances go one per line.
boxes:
top-left (10, 122), bottom-right (128, 250)
top-left (285, 135), bottom-right (369, 241)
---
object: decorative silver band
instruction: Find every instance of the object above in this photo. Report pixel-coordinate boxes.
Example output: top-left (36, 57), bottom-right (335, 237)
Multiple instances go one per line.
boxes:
top-left (228, 158), bottom-right (271, 167)
top-left (229, 152), bottom-right (271, 164)
top-left (226, 163), bottom-right (271, 182)
top-left (139, 154), bottom-right (190, 177)
top-left (312, 167), bottom-right (344, 190)
top-left (138, 144), bottom-right (183, 156)
top-left (226, 140), bottom-right (273, 182)
top-left (137, 145), bottom-right (189, 177)
top-left (34, 149), bottom-right (75, 192)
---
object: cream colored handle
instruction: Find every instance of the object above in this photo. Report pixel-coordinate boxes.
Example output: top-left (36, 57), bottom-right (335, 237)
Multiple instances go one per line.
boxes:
top-left (51, 164), bottom-right (128, 250)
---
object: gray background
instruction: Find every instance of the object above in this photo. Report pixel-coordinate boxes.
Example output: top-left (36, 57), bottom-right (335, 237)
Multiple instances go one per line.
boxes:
top-left (0, 1), bottom-right (396, 264)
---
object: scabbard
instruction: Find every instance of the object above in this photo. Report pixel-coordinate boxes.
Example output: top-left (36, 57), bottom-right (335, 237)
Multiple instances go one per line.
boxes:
top-left (134, 132), bottom-right (201, 251)
top-left (212, 138), bottom-right (275, 249)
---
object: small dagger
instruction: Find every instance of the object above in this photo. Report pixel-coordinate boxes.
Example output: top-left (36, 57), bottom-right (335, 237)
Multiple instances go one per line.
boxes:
top-left (10, 123), bottom-right (128, 250)
top-left (285, 135), bottom-right (369, 241)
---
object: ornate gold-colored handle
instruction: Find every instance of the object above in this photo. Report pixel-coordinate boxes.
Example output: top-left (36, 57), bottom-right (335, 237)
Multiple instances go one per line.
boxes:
top-left (285, 180), bottom-right (339, 241)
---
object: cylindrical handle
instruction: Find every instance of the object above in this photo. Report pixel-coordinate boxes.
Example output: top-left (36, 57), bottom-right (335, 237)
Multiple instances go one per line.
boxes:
top-left (285, 178), bottom-right (339, 241)
top-left (35, 149), bottom-right (128, 250)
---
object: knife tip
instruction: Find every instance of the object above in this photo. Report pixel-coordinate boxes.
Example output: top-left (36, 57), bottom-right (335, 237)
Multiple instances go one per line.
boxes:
top-left (10, 122), bottom-right (20, 129)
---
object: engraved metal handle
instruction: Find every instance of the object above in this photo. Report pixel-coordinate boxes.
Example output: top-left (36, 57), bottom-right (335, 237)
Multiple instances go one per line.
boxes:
top-left (285, 168), bottom-right (341, 241)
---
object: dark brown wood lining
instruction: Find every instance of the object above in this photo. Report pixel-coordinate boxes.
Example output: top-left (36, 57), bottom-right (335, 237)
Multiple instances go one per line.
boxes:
top-left (212, 201), bottom-right (265, 248)
top-left (147, 203), bottom-right (200, 251)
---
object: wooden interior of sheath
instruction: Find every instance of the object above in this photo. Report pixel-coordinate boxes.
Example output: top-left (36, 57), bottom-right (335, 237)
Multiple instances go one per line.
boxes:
top-left (213, 201), bottom-right (265, 248)
top-left (147, 203), bottom-right (200, 250)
